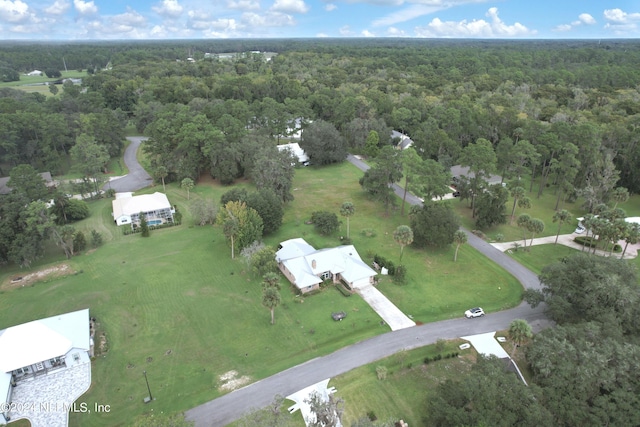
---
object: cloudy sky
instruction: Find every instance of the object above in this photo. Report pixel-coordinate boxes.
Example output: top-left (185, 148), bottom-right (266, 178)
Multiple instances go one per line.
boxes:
top-left (0, 0), bottom-right (639, 40)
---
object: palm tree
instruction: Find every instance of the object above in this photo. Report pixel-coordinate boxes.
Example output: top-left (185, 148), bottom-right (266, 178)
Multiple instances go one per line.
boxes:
top-left (393, 225), bottom-right (413, 264)
top-left (261, 272), bottom-right (281, 290)
top-left (509, 186), bottom-right (526, 224)
top-left (508, 319), bottom-right (532, 356)
top-left (339, 201), bottom-right (355, 239)
top-left (517, 214), bottom-right (531, 248)
top-left (610, 186), bottom-right (629, 209)
top-left (453, 230), bottom-right (467, 262)
top-left (552, 209), bottom-right (572, 244)
top-left (621, 223), bottom-right (640, 259)
top-left (527, 218), bottom-right (545, 248)
top-left (181, 177), bottom-right (194, 200)
top-left (262, 286), bottom-right (281, 325)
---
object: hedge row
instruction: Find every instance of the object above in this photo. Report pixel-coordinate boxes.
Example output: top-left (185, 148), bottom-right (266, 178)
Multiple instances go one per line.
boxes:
top-left (123, 221), bottom-right (181, 235)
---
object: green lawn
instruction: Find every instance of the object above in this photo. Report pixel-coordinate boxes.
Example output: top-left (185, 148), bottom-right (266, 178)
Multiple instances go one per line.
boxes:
top-left (0, 161), bottom-right (522, 426)
top-left (508, 244), bottom-right (581, 275)
top-left (333, 339), bottom-right (474, 426)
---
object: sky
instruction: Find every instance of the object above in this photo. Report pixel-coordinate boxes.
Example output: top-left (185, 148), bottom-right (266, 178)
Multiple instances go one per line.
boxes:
top-left (0, 0), bottom-right (639, 40)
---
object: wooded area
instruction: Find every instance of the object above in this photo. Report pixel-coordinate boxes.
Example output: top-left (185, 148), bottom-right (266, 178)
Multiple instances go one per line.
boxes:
top-left (1, 39), bottom-right (640, 425)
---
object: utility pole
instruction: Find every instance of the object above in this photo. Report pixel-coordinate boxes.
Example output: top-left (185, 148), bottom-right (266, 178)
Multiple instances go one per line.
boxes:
top-left (143, 370), bottom-right (153, 403)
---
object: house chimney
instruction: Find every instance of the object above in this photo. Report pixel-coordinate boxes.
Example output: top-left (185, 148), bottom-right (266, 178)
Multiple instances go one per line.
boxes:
top-left (311, 259), bottom-right (316, 269)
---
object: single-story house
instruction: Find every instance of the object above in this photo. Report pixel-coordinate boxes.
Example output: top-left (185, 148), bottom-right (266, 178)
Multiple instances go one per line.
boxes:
top-left (277, 142), bottom-right (310, 166)
top-left (0, 309), bottom-right (91, 425)
top-left (275, 238), bottom-right (377, 294)
top-left (451, 165), bottom-right (503, 187)
top-left (391, 130), bottom-right (414, 150)
top-left (26, 70), bottom-right (43, 76)
top-left (0, 172), bottom-right (55, 195)
top-left (112, 192), bottom-right (175, 228)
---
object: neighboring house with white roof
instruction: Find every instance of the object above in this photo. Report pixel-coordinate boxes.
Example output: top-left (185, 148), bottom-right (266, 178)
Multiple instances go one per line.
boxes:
top-left (277, 143), bottom-right (310, 166)
top-left (0, 309), bottom-right (91, 425)
top-left (391, 130), bottom-right (414, 150)
top-left (276, 238), bottom-right (377, 294)
top-left (112, 192), bottom-right (175, 228)
top-left (26, 70), bottom-right (43, 76)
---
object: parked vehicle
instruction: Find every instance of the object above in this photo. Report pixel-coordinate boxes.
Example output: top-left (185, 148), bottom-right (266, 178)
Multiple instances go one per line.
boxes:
top-left (464, 307), bottom-right (485, 318)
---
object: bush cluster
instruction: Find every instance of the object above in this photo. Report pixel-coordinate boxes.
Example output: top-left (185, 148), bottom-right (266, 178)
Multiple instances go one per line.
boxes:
top-left (373, 254), bottom-right (396, 275)
top-left (423, 352), bottom-right (459, 364)
top-left (123, 221), bottom-right (181, 235)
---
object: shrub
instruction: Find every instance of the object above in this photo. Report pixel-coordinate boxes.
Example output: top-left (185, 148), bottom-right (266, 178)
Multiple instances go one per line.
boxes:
top-left (91, 230), bottom-right (103, 247)
top-left (393, 265), bottom-right (407, 284)
top-left (367, 411), bottom-right (377, 421)
top-left (376, 365), bottom-right (387, 380)
top-left (361, 228), bottom-right (377, 238)
top-left (73, 231), bottom-right (86, 252)
top-left (423, 357), bottom-right (431, 364)
top-left (336, 283), bottom-right (352, 297)
top-left (105, 188), bottom-right (116, 198)
top-left (373, 254), bottom-right (395, 275)
top-left (311, 211), bottom-right (339, 235)
top-left (495, 233), bottom-right (504, 242)
top-left (574, 236), bottom-right (597, 247)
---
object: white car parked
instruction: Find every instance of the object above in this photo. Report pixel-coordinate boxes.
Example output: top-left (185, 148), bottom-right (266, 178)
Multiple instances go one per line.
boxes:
top-left (464, 307), bottom-right (485, 318)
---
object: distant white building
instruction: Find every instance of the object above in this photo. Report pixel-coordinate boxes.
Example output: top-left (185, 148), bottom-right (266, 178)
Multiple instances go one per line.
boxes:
top-left (26, 70), bottom-right (43, 76)
top-left (277, 143), bottom-right (310, 166)
top-left (112, 192), bottom-right (175, 228)
top-left (391, 130), bottom-right (414, 150)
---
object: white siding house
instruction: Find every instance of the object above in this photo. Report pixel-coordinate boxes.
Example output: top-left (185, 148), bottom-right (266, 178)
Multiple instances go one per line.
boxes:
top-left (112, 192), bottom-right (175, 228)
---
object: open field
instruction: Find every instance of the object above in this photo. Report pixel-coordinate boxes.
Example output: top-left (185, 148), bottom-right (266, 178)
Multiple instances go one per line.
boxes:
top-left (0, 161), bottom-right (521, 426)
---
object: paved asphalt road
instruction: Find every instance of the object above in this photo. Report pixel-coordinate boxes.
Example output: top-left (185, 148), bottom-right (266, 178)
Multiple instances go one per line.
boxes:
top-left (103, 136), bottom-right (153, 192)
top-left (185, 155), bottom-right (548, 426)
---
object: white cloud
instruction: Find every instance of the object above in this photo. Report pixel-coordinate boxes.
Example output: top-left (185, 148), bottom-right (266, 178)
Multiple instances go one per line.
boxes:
top-left (45, 0), bottom-right (70, 15)
top-left (578, 13), bottom-right (595, 25)
top-left (553, 24), bottom-right (571, 32)
top-left (339, 25), bottom-right (353, 36)
top-left (0, 0), bottom-right (31, 23)
top-left (554, 12), bottom-right (596, 32)
top-left (373, 4), bottom-right (442, 27)
top-left (414, 7), bottom-right (534, 38)
top-left (152, 0), bottom-right (183, 18)
top-left (604, 8), bottom-right (640, 23)
top-left (604, 8), bottom-right (640, 34)
top-left (227, 0), bottom-right (260, 11)
top-left (325, 3), bottom-right (336, 12)
top-left (109, 8), bottom-right (146, 27)
top-left (73, 0), bottom-right (97, 15)
top-left (270, 0), bottom-right (309, 14)
top-left (212, 18), bottom-right (240, 31)
top-left (386, 26), bottom-right (406, 36)
top-left (316, 32), bottom-right (328, 37)
top-left (361, 29), bottom-right (375, 37)
top-left (242, 11), bottom-right (295, 27)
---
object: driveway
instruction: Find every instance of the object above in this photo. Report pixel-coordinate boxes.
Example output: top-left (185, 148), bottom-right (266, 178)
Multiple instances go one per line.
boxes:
top-left (491, 233), bottom-right (640, 260)
top-left (103, 137), bottom-right (153, 192)
top-left (184, 155), bottom-right (547, 426)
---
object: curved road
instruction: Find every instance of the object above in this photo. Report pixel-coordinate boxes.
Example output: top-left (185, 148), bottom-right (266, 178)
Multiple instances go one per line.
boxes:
top-left (103, 136), bottom-right (153, 192)
top-left (184, 155), bottom-right (548, 426)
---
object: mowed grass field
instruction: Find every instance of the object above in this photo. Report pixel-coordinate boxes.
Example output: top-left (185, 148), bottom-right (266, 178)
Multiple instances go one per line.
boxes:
top-left (0, 161), bottom-right (522, 426)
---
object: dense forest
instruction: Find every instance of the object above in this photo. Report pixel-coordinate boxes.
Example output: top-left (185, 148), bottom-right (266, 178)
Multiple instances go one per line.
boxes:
top-left (2, 39), bottom-right (640, 426)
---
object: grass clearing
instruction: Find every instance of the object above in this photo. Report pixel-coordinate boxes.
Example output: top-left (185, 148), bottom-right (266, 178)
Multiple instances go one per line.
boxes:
top-left (508, 244), bottom-right (586, 275)
top-left (0, 161), bottom-right (522, 426)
